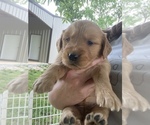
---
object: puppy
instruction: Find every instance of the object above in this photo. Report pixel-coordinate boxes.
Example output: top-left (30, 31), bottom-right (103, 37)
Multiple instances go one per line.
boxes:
top-left (7, 72), bottom-right (28, 94)
top-left (33, 20), bottom-right (121, 125)
top-left (122, 33), bottom-right (150, 125)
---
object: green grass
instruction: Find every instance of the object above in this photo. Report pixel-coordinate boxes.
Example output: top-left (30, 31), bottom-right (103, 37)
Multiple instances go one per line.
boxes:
top-left (6, 93), bottom-right (28, 125)
top-left (0, 69), bottom-right (24, 93)
top-left (28, 64), bottom-right (49, 91)
top-left (0, 64), bottom-right (49, 93)
top-left (28, 64), bottom-right (61, 125)
top-left (0, 64), bottom-right (62, 125)
top-left (28, 69), bottom-right (44, 91)
top-left (32, 94), bottom-right (61, 125)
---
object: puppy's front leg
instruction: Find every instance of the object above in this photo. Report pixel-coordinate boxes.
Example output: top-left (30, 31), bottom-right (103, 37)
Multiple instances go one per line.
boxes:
top-left (93, 62), bottom-right (121, 111)
top-left (33, 64), bottom-right (69, 93)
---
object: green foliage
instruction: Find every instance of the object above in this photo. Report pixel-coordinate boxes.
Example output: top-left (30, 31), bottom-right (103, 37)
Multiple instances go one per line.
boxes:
top-left (122, 0), bottom-right (150, 28)
top-left (56, 0), bottom-right (84, 22)
top-left (29, 0), bottom-right (121, 28)
top-left (11, 0), bottom-right (150, 28)
top-left (55, 0), bottom-right (150, 28)
top-left (55, 0), bottom-right (122, 29)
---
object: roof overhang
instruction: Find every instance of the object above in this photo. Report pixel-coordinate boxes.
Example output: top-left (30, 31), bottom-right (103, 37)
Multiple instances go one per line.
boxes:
top-left (0, 0), bottom-right (28, 23)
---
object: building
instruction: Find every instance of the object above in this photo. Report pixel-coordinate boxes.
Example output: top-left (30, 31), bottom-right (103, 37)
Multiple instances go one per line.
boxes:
top-left (0, 0), bottom-right (69, 63)
top-left (0, 0), bottom-right (28, 62)
top-left (29, 0), bottom-right (69, 63)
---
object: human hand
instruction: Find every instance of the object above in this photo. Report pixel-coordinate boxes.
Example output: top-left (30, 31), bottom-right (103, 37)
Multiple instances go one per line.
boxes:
top-left (48, 57), bottom-right (104, 110)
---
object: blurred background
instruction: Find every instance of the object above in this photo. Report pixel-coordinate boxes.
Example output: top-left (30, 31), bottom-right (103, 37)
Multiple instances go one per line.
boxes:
top-left (0, 0), bottom-right (150, 125)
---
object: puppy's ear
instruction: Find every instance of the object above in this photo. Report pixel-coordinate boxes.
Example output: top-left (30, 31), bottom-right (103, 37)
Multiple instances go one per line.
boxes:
top-left (56, 30), bottom-right (65, 52)
top-left (122, 33), bottom-right (133, 58)
top-left (100, 33), bottom-right (112, 58)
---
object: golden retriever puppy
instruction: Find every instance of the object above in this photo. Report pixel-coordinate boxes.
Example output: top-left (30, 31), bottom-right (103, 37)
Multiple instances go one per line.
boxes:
top-left (122, 33), bottom-right (150, 125)
top-left (33, 20), bottom-right (121, 125)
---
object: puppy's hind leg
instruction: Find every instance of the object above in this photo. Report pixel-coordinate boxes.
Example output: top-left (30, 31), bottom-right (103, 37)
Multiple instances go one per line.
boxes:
top-left (60, 106), bottom-right (82, 125)
top-left (85, 106), bottom-right (109, 125)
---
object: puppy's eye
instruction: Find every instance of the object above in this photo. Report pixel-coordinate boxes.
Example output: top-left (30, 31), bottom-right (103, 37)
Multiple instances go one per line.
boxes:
top-left (65, 37), bottom-right (70, 42)
top-left (87, 41), bottom-right (94, 46)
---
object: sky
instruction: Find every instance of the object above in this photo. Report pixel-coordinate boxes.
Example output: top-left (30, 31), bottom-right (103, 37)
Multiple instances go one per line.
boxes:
top-left (18, 1), bottom-right (58, 16)
top-left (39, 1), bottom-right (58, 15)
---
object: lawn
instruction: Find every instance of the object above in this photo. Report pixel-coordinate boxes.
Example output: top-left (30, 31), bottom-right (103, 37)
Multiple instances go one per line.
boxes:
top-left (0, 65), bottom-right (26, 93)
top-left (28, 64), bottom-right (61, 125)
top-left (28, 64), bottom-right (49, 91)
top-left (0, 64), bottom-right (62, 125)
top-left (0, 64), bottom-right (49, 93)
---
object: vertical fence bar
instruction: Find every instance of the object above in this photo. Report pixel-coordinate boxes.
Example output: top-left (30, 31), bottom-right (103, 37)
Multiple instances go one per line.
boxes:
top-left (0, 94), bottom-right (2, 125)
top-left (28, 90), bottom-right (33, 125)
top-left (1, 90), bottom-right (8, 125)
top-left (23, 93), bottom-right (28, 125)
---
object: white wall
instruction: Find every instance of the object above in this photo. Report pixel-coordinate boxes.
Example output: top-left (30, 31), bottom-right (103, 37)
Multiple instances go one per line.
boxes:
top-left (48, 17), bottom-right (70, 63)
top-left (0, 16), bottom-right (28, 62)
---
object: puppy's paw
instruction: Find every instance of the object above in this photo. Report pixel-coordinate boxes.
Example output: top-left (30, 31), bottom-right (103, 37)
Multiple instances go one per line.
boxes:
top-left (60, 115), bottom-right (81, 125)
top-left (96, 90), bottom-right (121, 111)
top-left (123, 90), bottom-right (150, 111)
top-left (33, 77), bottom-right (55, 93)
top-left (85, 112), bottom-right (107, 125)
top-left (7, 72), bottom-right (28, 94)
top-left (33, 65), bottom-right (68, 93)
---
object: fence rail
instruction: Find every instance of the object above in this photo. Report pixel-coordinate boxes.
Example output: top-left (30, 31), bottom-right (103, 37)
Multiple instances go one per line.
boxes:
top-left (0, 90), bottom-right (62, 125)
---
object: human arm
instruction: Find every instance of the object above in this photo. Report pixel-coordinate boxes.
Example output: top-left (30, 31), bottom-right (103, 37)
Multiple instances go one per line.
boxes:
top-left (48, 58), bottom-right (104, 110)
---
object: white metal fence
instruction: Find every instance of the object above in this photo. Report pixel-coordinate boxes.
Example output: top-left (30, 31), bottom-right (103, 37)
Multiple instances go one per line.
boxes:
top-left (0, 90), bottom-right (62, 125)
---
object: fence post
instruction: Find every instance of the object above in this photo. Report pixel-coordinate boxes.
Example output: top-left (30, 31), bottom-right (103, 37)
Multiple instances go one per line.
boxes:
top-left (1, 90), bottom-right (8, 125)
top-left (0, 94), bottom-right (2, 125)
top-left (28, 90), bottom-right (33, 125)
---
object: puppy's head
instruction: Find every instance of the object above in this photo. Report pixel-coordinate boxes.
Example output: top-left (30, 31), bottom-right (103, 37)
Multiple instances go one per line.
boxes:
top-left (57, 20), bottom-right (112, 69)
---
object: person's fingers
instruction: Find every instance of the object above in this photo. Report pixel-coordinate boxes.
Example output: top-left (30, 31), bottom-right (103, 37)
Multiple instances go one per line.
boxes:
top-left (63, 57), bottom-right (104, 83)
top-left (72, 57), bottom-right (104, 74)
top-left (62, 57), bottom-right (104, 79)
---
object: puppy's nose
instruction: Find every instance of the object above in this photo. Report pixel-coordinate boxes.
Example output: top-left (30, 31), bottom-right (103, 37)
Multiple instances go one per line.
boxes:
top-left (68, 53), bottom-right (79, 61)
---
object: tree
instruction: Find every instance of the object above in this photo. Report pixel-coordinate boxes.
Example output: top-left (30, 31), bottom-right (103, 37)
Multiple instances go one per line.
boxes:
top-left (31, 0), bottom-right (121, 29)
top-left (55, 0), bottom-right (122, 29)
top-left (122, 0), bottom-right (150, 28)
top-left (11, 0), bottom-right (150, 28)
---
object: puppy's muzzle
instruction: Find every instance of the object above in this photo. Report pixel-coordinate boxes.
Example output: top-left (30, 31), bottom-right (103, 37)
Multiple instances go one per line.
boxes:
top-left (68, 53), bottom-right (79, 61)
